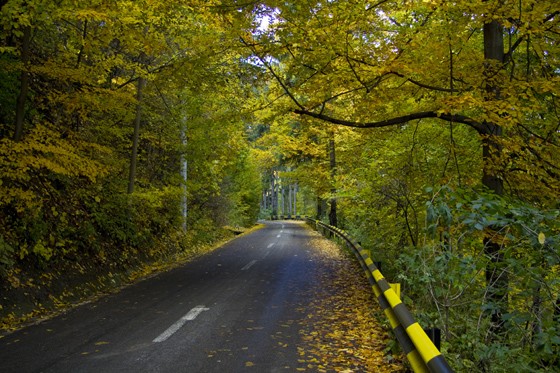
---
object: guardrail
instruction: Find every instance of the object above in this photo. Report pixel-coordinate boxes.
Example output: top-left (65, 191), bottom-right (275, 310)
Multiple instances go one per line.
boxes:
top-left (306, 218), bottom-right (453, 373)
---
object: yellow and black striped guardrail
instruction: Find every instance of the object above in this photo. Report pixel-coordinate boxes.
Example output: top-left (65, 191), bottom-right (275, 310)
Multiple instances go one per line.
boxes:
top-left (306, 218), bottom-right (453, 373)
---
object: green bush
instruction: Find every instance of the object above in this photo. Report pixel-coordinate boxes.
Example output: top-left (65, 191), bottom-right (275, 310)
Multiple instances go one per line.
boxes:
top-left (395, 186), bottom-right (559, 371)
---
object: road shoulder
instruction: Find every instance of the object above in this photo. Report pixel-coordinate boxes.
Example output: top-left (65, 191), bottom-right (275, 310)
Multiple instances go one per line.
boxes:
top-left (296, 227), bottom-right (405, 372)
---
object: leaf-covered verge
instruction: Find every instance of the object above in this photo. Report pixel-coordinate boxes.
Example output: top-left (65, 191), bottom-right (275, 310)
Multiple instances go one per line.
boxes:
top-left (0, 224), bottom-right (264, 336)
top-left (297, 227), bottom-right (404, 372)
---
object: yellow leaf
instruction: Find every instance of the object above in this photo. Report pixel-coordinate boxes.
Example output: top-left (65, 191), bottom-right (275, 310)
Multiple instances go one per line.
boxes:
top-left (538, 232), bottom-right (546, 245)
top-left (245, 361), bottom-right (255, 367)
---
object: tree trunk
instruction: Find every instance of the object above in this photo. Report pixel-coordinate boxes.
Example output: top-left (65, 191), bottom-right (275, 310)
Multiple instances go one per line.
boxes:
top-left (271, 173), bottom-right (277, 216)
top-left (127, 77), bottom-right (146, 194)
top-left (180, 117), bottom-right (188, 232)
top-left (283, 184), bottom-right (286, 215)
top-left (328, 131), bottom-right (337, 227)
top-left (482, 19), bottom-right (508, 336)
top-left (316, 196), bottom-right (327, 221)
top-left (280, 184), bottom-right (284, 215)
top-left (530, 284), bottom-right (543, 343)
top-left (13, 26), bottom-right (32, 142)
top-left (293, 182), bottom-right (298, 216)
top-left (288, 184), bottom-right (293, 217)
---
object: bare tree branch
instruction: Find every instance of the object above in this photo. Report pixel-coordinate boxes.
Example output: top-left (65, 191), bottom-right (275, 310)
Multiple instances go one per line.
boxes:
top-left (504, 36), bottom-right (526, 62)
top-left (240, 36), bottom-right (306, 110)
top-left (365, 0), bottom-right (391, 11)
top-left (388, 71), bottom-right (460, 93)
top-left (504, 11), bottom-right (560, 62)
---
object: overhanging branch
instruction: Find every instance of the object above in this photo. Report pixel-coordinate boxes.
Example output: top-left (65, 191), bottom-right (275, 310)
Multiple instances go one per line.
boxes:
top-left (240, 37), bottom-right (485, 134)
top-left (294, 108), bottom-right (486, 134)
top-left (240, 36), bottom-right (306, 110)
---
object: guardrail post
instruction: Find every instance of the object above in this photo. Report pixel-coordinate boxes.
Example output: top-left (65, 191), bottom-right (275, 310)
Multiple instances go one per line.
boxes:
top-left (424, 328), bottom-right (441, 350)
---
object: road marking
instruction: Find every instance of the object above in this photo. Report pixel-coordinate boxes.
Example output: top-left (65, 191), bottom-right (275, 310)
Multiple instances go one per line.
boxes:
top-left (241, 260), bottom-right (257, 271)
top-left (153, 306), bottom-right (209, 343)
top-left (276, 234), bottom-right (281, 238)
top-left (267, 243), bottom-right (274, 248)
top-left (282, 224), bottom-right (285, 229)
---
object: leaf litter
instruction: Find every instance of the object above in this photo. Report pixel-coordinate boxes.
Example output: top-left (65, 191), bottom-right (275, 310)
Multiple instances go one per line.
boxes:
top-left (295, 229), bottom-right (405, 372)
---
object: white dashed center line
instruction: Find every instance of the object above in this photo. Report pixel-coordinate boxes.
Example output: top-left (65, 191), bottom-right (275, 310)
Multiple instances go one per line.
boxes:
top-left (153, 305), bottom-right (209, 343)
top-left (241, 260), bottom-right (257, 271)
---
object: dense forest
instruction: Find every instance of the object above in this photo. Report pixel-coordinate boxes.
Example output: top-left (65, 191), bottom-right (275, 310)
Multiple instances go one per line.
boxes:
top-left (0, 0), bottom-right (264, 335)
top-left (1, 0), bottom-right (559, 371)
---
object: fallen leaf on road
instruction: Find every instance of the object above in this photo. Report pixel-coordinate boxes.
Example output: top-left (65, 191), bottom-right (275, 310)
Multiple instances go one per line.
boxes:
top-left (295, 232), bottom-right (405, 372)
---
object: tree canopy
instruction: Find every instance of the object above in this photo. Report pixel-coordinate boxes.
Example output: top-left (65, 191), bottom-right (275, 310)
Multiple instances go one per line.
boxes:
top-left (242, 0), bottom-right (560, 370)
top-left (1, 0), bottom-right (559, 370)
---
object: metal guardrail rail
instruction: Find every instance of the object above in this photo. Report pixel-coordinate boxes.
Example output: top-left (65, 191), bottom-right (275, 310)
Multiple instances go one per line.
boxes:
top-left (306, 218), bottom-right (453, 373)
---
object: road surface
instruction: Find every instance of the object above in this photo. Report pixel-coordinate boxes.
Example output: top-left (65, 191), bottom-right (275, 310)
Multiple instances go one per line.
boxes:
top-left (0, 221), bottom-right (333, 372)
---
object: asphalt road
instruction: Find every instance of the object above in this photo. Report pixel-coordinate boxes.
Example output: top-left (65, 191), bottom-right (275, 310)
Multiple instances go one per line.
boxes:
top-left (0, 221), bottom-right (326, 372)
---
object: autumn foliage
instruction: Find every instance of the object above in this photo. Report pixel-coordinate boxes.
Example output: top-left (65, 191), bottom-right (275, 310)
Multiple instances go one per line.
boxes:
top-left (244, 0), bottom-right (559, 371)
top-left (1, 0), bottom-right (559, 371)
top-left (0, 1), bottom-right (261, 328)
